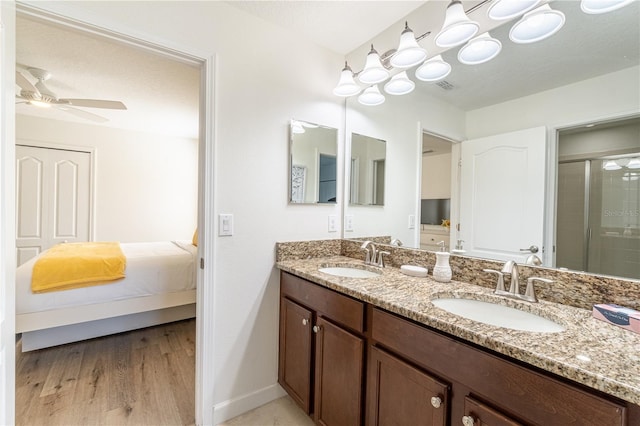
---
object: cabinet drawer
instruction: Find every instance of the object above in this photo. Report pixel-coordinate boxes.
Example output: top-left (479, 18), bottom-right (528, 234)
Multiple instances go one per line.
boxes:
top-left (371, 308), bottom-right (626, 426)
top-left (281, 272), bottom-right (365, 333)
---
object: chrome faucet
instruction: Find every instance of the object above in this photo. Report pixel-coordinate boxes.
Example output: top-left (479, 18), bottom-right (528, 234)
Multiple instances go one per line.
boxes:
top-left (484, 260), bottom-right (553, 303)
top-left (502, 260), bottom-right (520, 294)
top-left (361, 241), bottom-right (377, 265)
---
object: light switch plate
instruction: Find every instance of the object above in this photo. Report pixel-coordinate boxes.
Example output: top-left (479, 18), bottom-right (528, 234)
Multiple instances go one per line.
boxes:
top-left (408, 214), bottom-right (416, 229)
top-left (345, 215), bottom-right (354, 232)
top-left (328, 215), bottom-right (337, 232)
top-left (219, 214), bottom-right (233, 236)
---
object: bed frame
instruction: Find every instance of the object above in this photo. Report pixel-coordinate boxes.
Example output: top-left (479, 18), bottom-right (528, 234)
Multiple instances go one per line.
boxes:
top-left (16, 289), bottom-right (196, 351)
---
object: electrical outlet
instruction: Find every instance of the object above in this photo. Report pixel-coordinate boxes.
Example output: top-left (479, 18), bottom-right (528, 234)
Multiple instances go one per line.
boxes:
top-left (345, 215), bottom-right (354, 232)
top-left (408, 214), bottom-right (416, 229)
top-left (328, 215), bottom-right (337, 232)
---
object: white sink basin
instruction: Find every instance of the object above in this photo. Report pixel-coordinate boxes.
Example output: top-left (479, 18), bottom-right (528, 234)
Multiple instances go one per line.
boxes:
top-left (431, 298), bottom-right (565, 333)
top-left (318, 266), bottom-right (381, 278)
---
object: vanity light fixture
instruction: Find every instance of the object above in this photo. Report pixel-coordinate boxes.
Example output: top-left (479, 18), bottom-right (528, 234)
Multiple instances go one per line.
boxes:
top-left (332, 62), bottom-right (361, 97)
top-left (581, 0), bottom-right (635, 14)
top-left (458, 32), bottom-right (502, 65)
top-left (390, 22), bottom-right (428, 68)
top-left (435, 0), bottom-right (480, 47)
top-left (358, 45), bottom-right (390, 84)
top-left (358, 85), bottom-right (386, 106)
top-left (291, 120), bottom-right (305, 134)
top-left (509, 4), bottom-right (566, 44)
top-left (603, 160), bottom-right (622, 171)
top-left (487, 0), bottom-right (540, 20)
top-left (626, 157), bottom-right (640, 169)
top-left (384, 71), bottom-right (415, 95)
top-left (415, 55), bottom-right (452, 82)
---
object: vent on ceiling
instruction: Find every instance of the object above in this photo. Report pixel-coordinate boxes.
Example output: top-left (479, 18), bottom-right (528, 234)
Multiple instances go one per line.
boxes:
top-left (436, 80), bottom-right (455, 91)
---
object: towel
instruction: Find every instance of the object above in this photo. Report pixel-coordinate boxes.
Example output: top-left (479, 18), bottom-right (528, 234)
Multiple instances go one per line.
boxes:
top-left (31, 242), bottom-right (126, 293)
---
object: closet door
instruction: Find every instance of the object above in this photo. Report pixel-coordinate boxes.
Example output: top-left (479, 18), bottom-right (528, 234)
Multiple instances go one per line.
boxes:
top-left (15, 145), bottom-right (91, 265)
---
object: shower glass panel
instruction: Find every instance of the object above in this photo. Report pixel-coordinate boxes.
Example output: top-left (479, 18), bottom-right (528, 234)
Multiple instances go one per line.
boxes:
top-left (557, 156), bottom-right (640, 280)
top-left (588, 158), bottom-right (640, 279)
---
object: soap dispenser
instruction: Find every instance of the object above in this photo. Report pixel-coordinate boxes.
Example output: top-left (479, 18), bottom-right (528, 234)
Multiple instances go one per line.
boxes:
top-left (433, 241), bottom-right (452, 283)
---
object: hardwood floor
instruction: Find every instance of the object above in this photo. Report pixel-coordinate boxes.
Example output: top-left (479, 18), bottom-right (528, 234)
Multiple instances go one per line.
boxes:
top-left (16, 319), bottom-right (195, 426)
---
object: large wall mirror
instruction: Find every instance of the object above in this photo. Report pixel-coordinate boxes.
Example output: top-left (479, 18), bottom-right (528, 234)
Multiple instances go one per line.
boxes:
top-left (342, 1), bottom-right (640, 281)
top-left (289, 119), bottom-right (338, 204)
top-left (349, 133), bottom-right (386, 206)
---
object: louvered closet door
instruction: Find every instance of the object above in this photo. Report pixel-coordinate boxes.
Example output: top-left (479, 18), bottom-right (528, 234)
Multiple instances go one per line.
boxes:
top-left (16, 145), bottom-right (91, 266)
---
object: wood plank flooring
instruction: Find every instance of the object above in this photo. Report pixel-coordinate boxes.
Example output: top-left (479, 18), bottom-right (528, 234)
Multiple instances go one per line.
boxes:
top-left (16, 319), bottom-right (195, 426)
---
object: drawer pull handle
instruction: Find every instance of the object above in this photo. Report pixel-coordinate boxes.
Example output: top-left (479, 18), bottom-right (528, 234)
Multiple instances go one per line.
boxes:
top-left (302, 318), bottom-right (309, 326)
top-left (430, 396), bottom-right (442, 408)
top-left (462, 415), bottom-right (475, 426)
top-left (312, 325), bottom-right (322, 333)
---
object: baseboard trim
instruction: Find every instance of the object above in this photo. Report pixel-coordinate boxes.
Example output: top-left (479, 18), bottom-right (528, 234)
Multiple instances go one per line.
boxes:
top-left (213, 383), bottom-right (287, 425)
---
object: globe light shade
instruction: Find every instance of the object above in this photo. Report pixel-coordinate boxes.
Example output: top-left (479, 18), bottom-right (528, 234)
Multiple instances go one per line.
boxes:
top-left (488, 0), bottom-right (540, 20)
top-left (358, 85), bottom-right (386, 106)
top-left (458, 32), bottom-right (502, 65)
top-left (415, 55), bottom-right (452, 82)
top-left (332, 63), bottom-right (361, 97)
top-left (509, 4), bottom-right (565, 44)
top-left (435, 0), bottom-right (480, 47)
top-left (358, 45), bottom-right (390, 84)
top-left (390, 23), bottom-right (427, 68)
top-left (581, 0), bottom-right (635, 14)
top-left (384, 71), bottom-right (415, 95)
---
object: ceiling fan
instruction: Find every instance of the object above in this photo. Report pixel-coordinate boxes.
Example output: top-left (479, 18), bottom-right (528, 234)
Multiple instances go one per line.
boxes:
top-left (15, 66), bottom-right (127, 123)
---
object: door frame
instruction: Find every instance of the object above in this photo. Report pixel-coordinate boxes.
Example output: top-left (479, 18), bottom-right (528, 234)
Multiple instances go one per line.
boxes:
top-left (16, 140), bottom-right (97, 245)
top-left (4, 3), bottom-right (217, 425)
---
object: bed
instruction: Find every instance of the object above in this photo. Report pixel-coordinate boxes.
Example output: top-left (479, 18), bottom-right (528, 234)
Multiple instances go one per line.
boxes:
top-left (16, 240), bottom-right (198, 351)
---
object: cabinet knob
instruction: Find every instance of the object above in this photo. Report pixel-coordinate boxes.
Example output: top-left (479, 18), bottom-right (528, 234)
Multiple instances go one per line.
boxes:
top-left (312, 325), bottom-right (322, 333)
top-left (461, 415), bottom-right (475, 426)
top-left (430, 396), bottom-right (442, 408)
top-left (302, 318), bottom-right (309, 326)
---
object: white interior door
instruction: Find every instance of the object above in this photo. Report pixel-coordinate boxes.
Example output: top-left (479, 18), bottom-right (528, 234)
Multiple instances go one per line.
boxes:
top-left (459, 127), bottom-right (546, 263)
top-left (16, 145), bottom-right (91, 265)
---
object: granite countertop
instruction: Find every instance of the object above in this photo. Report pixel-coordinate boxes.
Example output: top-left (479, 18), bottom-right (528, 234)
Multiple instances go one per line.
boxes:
top-left (277, 255), bottom-right (640, 406)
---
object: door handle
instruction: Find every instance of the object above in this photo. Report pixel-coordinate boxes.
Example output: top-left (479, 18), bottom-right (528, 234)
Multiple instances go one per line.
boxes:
top-left (520, 245), bottom-right (539, 253)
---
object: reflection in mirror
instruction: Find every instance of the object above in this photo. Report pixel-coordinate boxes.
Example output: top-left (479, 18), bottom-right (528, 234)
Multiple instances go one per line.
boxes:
top-left (289, 120), bottom-right (338, 204)
top-left (342, 1), bottom-right (639, 281)
top-left (556, 117), bottom-right (640, 281)
top-left (420, 133), bottom-right (454, 251)
top-left (349, 133), bottom-right (386, 206)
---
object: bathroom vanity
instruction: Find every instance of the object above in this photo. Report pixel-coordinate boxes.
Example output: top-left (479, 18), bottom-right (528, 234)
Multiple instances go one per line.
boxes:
top-left (276, 251), bottom-right (640, 426)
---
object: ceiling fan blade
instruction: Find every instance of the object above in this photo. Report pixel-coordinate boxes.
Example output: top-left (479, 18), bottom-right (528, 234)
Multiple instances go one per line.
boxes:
top-left (60, 99), bottom-right (127, 110)
top-left (15, 70), bottom-right (40, 94)
top-left (55, 105), bottom-right (109, 123)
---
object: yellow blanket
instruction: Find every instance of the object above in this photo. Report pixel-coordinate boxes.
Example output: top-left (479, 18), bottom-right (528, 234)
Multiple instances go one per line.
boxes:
top-left (31, 242), bottom-right (126, 293)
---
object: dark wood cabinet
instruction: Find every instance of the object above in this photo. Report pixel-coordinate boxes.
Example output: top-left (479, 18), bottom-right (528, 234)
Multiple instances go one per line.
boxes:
top-left (279, 297), bottom-right (313, 413)
top-left (462, 396), bottom-right (523, 426)
top-left (279, 272), bottom-right (366, 425)
top-left (367, 346), bottom-right (449, 426)
top-left (279, 272), bottom-right (639, 426)
top-left (314, 317), bottom-right (364, 426)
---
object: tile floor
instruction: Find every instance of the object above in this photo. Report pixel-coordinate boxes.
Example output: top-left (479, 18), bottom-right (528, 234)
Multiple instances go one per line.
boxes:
top-left (221, 396), bottom-right (314, 426)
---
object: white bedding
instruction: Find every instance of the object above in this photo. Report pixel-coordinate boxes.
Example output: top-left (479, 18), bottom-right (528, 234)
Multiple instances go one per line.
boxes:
top-left (16, 240), bottom-right (197, 315)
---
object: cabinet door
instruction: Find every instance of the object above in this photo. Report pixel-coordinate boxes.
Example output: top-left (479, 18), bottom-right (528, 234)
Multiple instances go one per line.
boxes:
top-left (279, 298), bottom-right (313, 413)
top-left (462, 396), bottom-right (523, 426)
top-left (367, 346), bottom-right (448, 426)
top-left (314, 317), bottom-right (364, 426)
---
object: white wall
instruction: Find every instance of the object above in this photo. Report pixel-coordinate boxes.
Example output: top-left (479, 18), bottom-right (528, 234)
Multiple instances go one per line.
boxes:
top-left (466, 66), bottom-right (640, 138)
top-left (17, 115), bottom-right (198, 242)
top-left (17, 1), bottom-right (345, 424)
